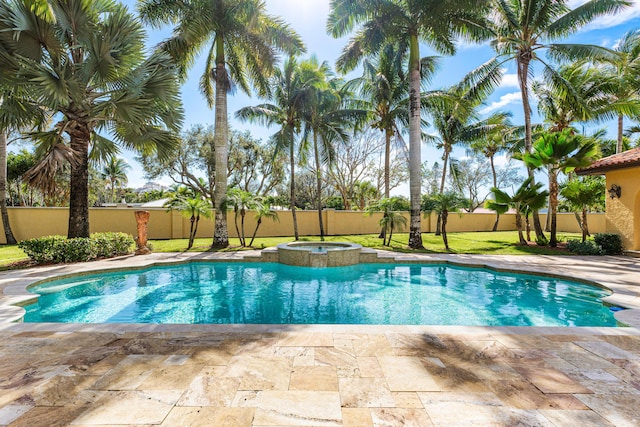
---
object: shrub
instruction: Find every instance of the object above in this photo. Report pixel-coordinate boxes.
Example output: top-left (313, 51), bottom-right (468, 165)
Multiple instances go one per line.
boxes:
top-left (535, 234), bottom-right (548, 246)
top-left (19, 233), bottom-right (134, 264)
top-left (18, 235), bottom-right (66, 263)
top-left (594, 233), bottom-right (624, 255)
top-left (92, 232), bottom-right (134, 258)
top-left (566, 239), bottom-right (602, 255)
top-left (61, 237), bottom-right (98, 262)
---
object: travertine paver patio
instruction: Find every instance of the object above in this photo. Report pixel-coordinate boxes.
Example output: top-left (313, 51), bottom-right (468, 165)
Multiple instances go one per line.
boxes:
top-left (1, 252), bottom-right (640, 426)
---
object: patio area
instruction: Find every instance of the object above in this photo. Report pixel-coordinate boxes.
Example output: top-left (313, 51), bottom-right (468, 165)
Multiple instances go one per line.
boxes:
top-left (1, 252), bottom-right (640, 426)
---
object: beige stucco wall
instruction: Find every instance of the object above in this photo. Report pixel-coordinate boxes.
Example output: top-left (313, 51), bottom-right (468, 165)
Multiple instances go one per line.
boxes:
top-left (604, 168), bottom-right (640, 250)
top-left (0, 207), bottom-right (606, 244)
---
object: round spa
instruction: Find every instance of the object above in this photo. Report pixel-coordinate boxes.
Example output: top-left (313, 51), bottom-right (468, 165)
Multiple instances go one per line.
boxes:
top-left (276, 241), bottom-right (362, 267)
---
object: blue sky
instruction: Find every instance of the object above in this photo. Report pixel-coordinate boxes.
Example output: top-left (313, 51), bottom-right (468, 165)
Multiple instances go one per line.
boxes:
top-left (120, 0), bottom-right (640, 190)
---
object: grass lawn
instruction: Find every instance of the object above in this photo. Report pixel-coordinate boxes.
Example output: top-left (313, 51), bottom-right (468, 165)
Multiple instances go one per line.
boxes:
top-left (0, 231), bottom-right (581, 269)
top-left (148, 231), bottom-right (580, 255)
top-left (0, 245), bottom-right (29, 268)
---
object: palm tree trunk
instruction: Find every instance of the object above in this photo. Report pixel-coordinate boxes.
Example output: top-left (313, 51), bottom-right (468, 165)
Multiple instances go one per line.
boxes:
top-left (549, 170), bottom-right (559, 247)
top-left (617, 114), bottom-right (624, 154)
top-left (188, 215), bottom-right (196, 249)
top-left (233, 209), bottom-right (242, 246)
top-left (407, 33), bottom-right (423, 249)
top-left (582, 208), bottom-right (589, 242)
top-left (212, 34), bottom-right (229, 248)
top-left (435, 145), bottom-right (450, 236)
top-left (0, 132), bottom-right (16, 244)
top-left (515, 210), bottom-right (527, 245)
top-left (240, 209), bottom-right (246, 246)
top-left (313, 132), bottom-right (325, 241)
top-left (380, 128), bottom-right (393, 240)
top-left (249, 218), bottom-right (262, 247)
top-left (441, 210), bottom-right (449, 251)
top-left (490, 155), bottom-right (499, 231)
top-left (518, 55), bottom-right (544, 240)
top-left (289, 128), bottom-right (299, 240)
top-left (68, 124), bottom-right (91, 238)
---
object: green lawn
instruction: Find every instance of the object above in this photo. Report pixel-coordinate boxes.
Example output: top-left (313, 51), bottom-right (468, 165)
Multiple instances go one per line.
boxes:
top-left (148, 231), bottom-right (579, 255)
top-left (0, 245), bottom-right (29, 268)
top-left (0, 231), bottom-right (580, 269)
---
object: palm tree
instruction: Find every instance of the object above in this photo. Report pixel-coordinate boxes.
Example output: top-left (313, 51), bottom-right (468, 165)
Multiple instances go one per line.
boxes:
top-left (367, 197), bottom-right (408, 246)
top-left (0, 0), bottom-right (183, 238)
top-left (236, 57), bottom-right (320, 241)
top-left (347, 44), bottom-right (438, 199)
top-left (598, 29), bottom-right (640, 153)
top-left (139, 0), bottom-right (304, 249)
top-left (519, 130), bottom-right (598, 247)
top-left (328, 0), bottom-right (491, 249)
top-left (469, 0), bottom-right (628, 239)
top-left (468, 112), bottom-right (515, 231)
top-left (429, 81), bottom-right (510, 233)
top-left (227, 188), bottom-right (262, 247)
top-left (300, 58), bottom-right (363, 240)
top-left (487, 177), bottom-right (548, 245)
top-left (560, 176), bottom-right (605, 242)
top-left (352, 181), bottom-right (379, 211)
top-left (248, 204), bottom-right (279, 247)
top-left (422, 192), bottom-right (466, 251)
top-left (0, 132), bottom-right (14, 244)
top-left (101, 157), bottom-right (131, 204)
top-left (164, 195), bottom-right (212, 249)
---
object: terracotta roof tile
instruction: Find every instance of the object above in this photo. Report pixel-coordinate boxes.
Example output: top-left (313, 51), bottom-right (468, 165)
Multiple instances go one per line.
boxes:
top-left (576, 147), bottom-right (640, 175)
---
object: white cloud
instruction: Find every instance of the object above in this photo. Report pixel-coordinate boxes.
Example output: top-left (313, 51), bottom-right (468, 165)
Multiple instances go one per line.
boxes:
top-left (568, 0), bottom-right (640, 30)
top-left (480, 92), bottom-right (521, 114)
top-left (500, 69), bottom-right (519, 88)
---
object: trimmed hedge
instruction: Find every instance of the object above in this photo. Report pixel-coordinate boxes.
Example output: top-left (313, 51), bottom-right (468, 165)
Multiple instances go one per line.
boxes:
top-left (19, 232), bottom-right (134, 264)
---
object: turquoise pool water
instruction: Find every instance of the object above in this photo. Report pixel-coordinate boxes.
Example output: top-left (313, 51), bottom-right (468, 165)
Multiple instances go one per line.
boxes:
top-left (22, 262), bottom-right (618, 326)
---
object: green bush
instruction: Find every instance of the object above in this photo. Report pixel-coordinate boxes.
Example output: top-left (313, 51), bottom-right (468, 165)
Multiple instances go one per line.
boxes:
top-left (566, 240), bottom-right (602, 255)
top-left (92, 232), bottom-right (134, 258)
top-left (61, 238), bottom-right (98, 262)
top-left (18, 235), bottom-right (66, 263)
top-left (19, 233), bottom-right (134, 264)
top-left (535, 234), bottom-right (548, 246)
top-left (594, 233), bottom-right (624, 255)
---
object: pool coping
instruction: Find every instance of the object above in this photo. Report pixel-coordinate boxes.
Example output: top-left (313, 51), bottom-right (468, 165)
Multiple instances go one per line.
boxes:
top-left (2, 250), bottom-right (640, 328)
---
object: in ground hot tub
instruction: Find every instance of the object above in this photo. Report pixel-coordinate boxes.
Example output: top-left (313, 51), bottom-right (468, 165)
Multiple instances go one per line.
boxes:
top-left (276, 241), bottom-right (362, 267)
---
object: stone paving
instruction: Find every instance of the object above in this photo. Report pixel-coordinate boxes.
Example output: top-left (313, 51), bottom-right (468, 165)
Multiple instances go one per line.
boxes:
top-left (1, 252), bottom-right (640, 426)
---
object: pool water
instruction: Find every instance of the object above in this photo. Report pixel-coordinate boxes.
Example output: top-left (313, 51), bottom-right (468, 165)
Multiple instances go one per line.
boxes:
top-left (23, 263), bottom-right (618, 326)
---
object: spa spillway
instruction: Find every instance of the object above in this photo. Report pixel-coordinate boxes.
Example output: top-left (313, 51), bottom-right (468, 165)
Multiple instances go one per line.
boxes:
top-left (276, 242), bottom-right (363, 267)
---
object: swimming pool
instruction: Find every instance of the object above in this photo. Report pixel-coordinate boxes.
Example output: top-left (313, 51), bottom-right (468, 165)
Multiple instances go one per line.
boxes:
top-left (22, 262), bottom-right (617, 326)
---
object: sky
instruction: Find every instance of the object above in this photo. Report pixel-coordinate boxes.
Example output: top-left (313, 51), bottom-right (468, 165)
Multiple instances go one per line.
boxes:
top-left (107, 1), bottom-right (640, 190)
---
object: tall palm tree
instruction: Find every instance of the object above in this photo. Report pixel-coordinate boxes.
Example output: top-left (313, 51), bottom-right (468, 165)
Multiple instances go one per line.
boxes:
top-left (300, 58), bottom-right (364, 240)
top-left (101, 157), bottom-right (131, 204)
top-left (468, 0), bottom-right (629, 238)
top-left (0, 0), bottom-right (183, 238)
top-left (519, 130), bottom-right (598, 247)
top-left (429, 81), bottom-right (509, 233)
top-left (468, 112), bottom-right (514, 231)
top-left (328, 0), bottom-right (491, 249)
top-left (236, 57), bottom-right (320, 240)
top-left (346, 44), bottom-right (439, 199)
top-left (598, 29), bottom-right (640, 153)
top-left (139, 0), bottom-right (304, 248)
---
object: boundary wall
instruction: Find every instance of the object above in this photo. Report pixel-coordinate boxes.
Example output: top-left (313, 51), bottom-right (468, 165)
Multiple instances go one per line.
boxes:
top-left (0, 207), bottom-right (606, 244)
